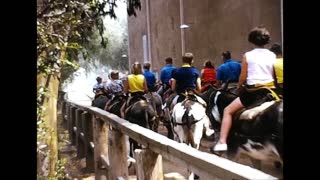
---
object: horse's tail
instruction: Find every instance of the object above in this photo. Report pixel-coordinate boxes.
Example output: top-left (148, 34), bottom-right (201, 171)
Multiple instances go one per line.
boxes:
top-left (182, 107), bottom-right (196, 148)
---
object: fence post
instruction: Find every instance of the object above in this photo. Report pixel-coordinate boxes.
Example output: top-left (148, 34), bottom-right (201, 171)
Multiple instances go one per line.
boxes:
top-left (108, 128), bottom-right (129, 179)
top-left (69, 106), bottom-right (77, 145)
top-left (62, 102), bottom-right (69, 129)
top-left (135, 148), bottom-right (163, 180)
top-left (75, 109), bottom-right (84, 158)
top-left (82, 111), bottom-right (94, 172)
top-left (93, 117), bottom-right (110, 180)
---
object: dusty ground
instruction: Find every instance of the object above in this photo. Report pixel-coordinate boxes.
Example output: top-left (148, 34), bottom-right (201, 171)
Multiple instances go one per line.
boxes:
top-left (57, 106), bottom-right (282, 180)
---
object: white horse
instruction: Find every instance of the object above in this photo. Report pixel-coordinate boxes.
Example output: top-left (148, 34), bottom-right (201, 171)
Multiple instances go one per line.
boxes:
top-left (171, 95), bottom-right (214, 180)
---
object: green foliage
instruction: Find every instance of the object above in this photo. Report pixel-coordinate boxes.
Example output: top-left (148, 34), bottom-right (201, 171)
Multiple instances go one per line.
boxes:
top-left (37, 0), bottom-right (141, 178)
top-left (51, 158), bottom-right (68, 180)
top-left (82, 17), bottom-right (129, 71)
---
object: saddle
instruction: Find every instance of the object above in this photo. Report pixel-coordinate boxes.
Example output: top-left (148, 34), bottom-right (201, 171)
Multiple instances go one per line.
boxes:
top-left (233, 87), bottom-right (280, 121)
top-left (124, 93), bottom-right (148, 115)
top-left (181, 89), bottom-right (207, 107)
top-left (108, 94), bottom-right (127, 111)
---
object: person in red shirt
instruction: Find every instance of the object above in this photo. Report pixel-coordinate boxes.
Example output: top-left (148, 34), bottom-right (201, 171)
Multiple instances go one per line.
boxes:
top-left (200, 60), bottom-right (217, 92)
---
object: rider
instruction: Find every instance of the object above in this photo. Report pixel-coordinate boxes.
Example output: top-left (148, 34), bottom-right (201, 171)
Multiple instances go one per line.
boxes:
top-left (158, 57), bottom-right (176, 99)
top-left (215, 51), bottom-right (241, 89)
top-left (168, 52), bottom-right (213, 136)
top-left (200, 60), bottom-right (217, 92)
top-left (120, 62), bottom-right (148, 118)
top-left (93, 76), bottom-right (104, 94)
top-left (104, 70), bottom-right (124, 111)
top-left (213, 25), bottom-right (277, 152)
top-left (169, 52), bottom-right (206, 109)
top-left (143, 62), bottom-right (157, 92)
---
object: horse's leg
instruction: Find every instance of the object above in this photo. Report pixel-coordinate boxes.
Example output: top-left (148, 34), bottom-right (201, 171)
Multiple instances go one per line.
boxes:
top-left (188, 171), bottom-right (195, 180)
top-left (129, 137), bottom-right (140, 158)
top-left (129, 138), bottom-right (134, 158)
top-left (164, 108), bottom-right (174, 139)
top-left (126, 135), bottom-right (136, 168)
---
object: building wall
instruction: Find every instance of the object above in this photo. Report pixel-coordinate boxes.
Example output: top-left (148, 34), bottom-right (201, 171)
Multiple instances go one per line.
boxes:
top-left (149, 0), bottom-right (181, 74)
top-left (128, 0), bottom-right (281, 74)
top-left (127, 0), bottom-right (148, 64)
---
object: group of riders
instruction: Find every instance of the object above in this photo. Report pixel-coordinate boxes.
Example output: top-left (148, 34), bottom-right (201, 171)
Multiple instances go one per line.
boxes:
top-left (92, 25), bottom-right (283, 153)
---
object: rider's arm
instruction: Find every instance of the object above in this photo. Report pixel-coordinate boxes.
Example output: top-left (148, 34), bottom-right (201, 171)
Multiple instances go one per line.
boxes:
top-left (238, 55), bottom-right (248, 87)
top-left (200, 69), bottom-right (204, 81)
top-left (196, 77), bottom-right (202, 92)
top-left (143, 78), bottom-right (149, 93)
top-left (123, 79), bottom-right (129, 93)
top-left (171, 79), bottom-right (176, 92)
top-left (160, 70), bottom-right (165, 84)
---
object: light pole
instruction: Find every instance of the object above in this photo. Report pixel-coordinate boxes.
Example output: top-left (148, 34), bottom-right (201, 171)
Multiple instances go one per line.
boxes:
top-left (180, 24), bottom-right (189, 56)
top-left (180, 0), bottom-right (186, 56)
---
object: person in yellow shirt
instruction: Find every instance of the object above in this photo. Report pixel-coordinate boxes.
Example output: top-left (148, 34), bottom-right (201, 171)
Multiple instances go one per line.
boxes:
top-left (270, 43), bottom-right (283, 92)
top-left (120, 62), bottom-right (148, 118)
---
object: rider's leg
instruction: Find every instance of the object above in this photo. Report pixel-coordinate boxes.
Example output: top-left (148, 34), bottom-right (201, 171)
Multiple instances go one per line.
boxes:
top-left (214, 97), bottom-right (244, 151)
top-left (120, 103), bottom-right (125, 118)
top-left (104, 99), bottom-right (112, 111)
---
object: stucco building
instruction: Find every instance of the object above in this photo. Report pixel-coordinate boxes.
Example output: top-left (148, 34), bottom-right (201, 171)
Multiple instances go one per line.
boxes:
top-left (128, 0), bottom-right (282, 77)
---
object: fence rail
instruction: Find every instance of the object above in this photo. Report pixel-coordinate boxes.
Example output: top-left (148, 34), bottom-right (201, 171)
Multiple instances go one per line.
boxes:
top-left (62, 94), bottom-right (278, 180)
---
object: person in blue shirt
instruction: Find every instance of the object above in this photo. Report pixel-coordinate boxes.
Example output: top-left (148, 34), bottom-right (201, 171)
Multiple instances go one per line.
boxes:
top-left (93, 76), bottom-right (105, 94)
top-left (167, 52), bottom-right (213, 136)
top-left (216, 51), bottom-right (241, 88)
top-left (143, 62), bottom-right (156, 92)
top-left (169, 52), bottom-right (206, 107)
top-left (157, 57), bottom-right (176, 100)
top-left (160, 57), bottom-right (176, 87)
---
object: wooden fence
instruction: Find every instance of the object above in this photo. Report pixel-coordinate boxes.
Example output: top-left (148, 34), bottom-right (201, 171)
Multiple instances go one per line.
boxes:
top-left (61, 95), bottom-right (278, 180)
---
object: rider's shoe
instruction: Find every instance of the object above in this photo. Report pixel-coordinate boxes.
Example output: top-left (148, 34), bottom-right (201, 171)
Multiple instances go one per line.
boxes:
top-left (213, 142), bottom-right (228, 151)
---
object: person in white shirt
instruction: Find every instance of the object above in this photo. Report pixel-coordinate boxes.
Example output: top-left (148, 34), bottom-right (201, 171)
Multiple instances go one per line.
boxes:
top-left (104, 71), bottom-right (124, 111)
top-left (213, 25), bottom-right (277, 152)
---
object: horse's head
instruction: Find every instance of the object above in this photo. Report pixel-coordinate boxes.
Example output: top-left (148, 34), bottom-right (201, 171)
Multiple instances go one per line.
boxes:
top-left (200, 85), bottom-right (237, 129)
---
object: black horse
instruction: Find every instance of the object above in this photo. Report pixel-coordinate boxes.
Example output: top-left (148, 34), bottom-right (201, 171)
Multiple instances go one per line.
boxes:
top-left (201, 85), bottom-right (283, 170)
top-left (91, 89), bottom-right (110, 110)
top-left (124, 94), bottom-right (158, 157)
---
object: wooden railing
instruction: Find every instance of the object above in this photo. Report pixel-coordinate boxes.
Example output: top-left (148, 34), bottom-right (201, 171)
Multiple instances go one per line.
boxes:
top-left (61, 95), bottom-right (278, 180)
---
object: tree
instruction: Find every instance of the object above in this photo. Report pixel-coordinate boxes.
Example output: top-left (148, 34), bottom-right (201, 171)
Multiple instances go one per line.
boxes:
top-left (37, 0), bottom-right (141, 178)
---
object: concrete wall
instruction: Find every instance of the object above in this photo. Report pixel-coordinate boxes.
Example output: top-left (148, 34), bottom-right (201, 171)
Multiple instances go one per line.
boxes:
top-left (127, 0), bottom-right (148, 64)
top-left (128, 0), bottom-right (282, 74)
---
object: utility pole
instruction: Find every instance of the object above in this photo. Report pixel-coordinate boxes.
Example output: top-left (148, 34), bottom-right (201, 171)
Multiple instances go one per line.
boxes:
top-left (179, 0), bottom-right (185, 56)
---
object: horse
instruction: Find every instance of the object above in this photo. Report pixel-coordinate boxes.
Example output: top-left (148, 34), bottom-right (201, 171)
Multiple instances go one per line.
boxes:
top-left (124, 94), bottom-right (158, 157)
top-left (171, 92), bottom-right (214, 180)
top-left (201, 85), bottom-right (283, 170)
top-left (106, 94), bottom-right (127, 117)
top-left (144, 92), bottom-right (164, 132)
top-left (91, 90), bottom-right (110, 110)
